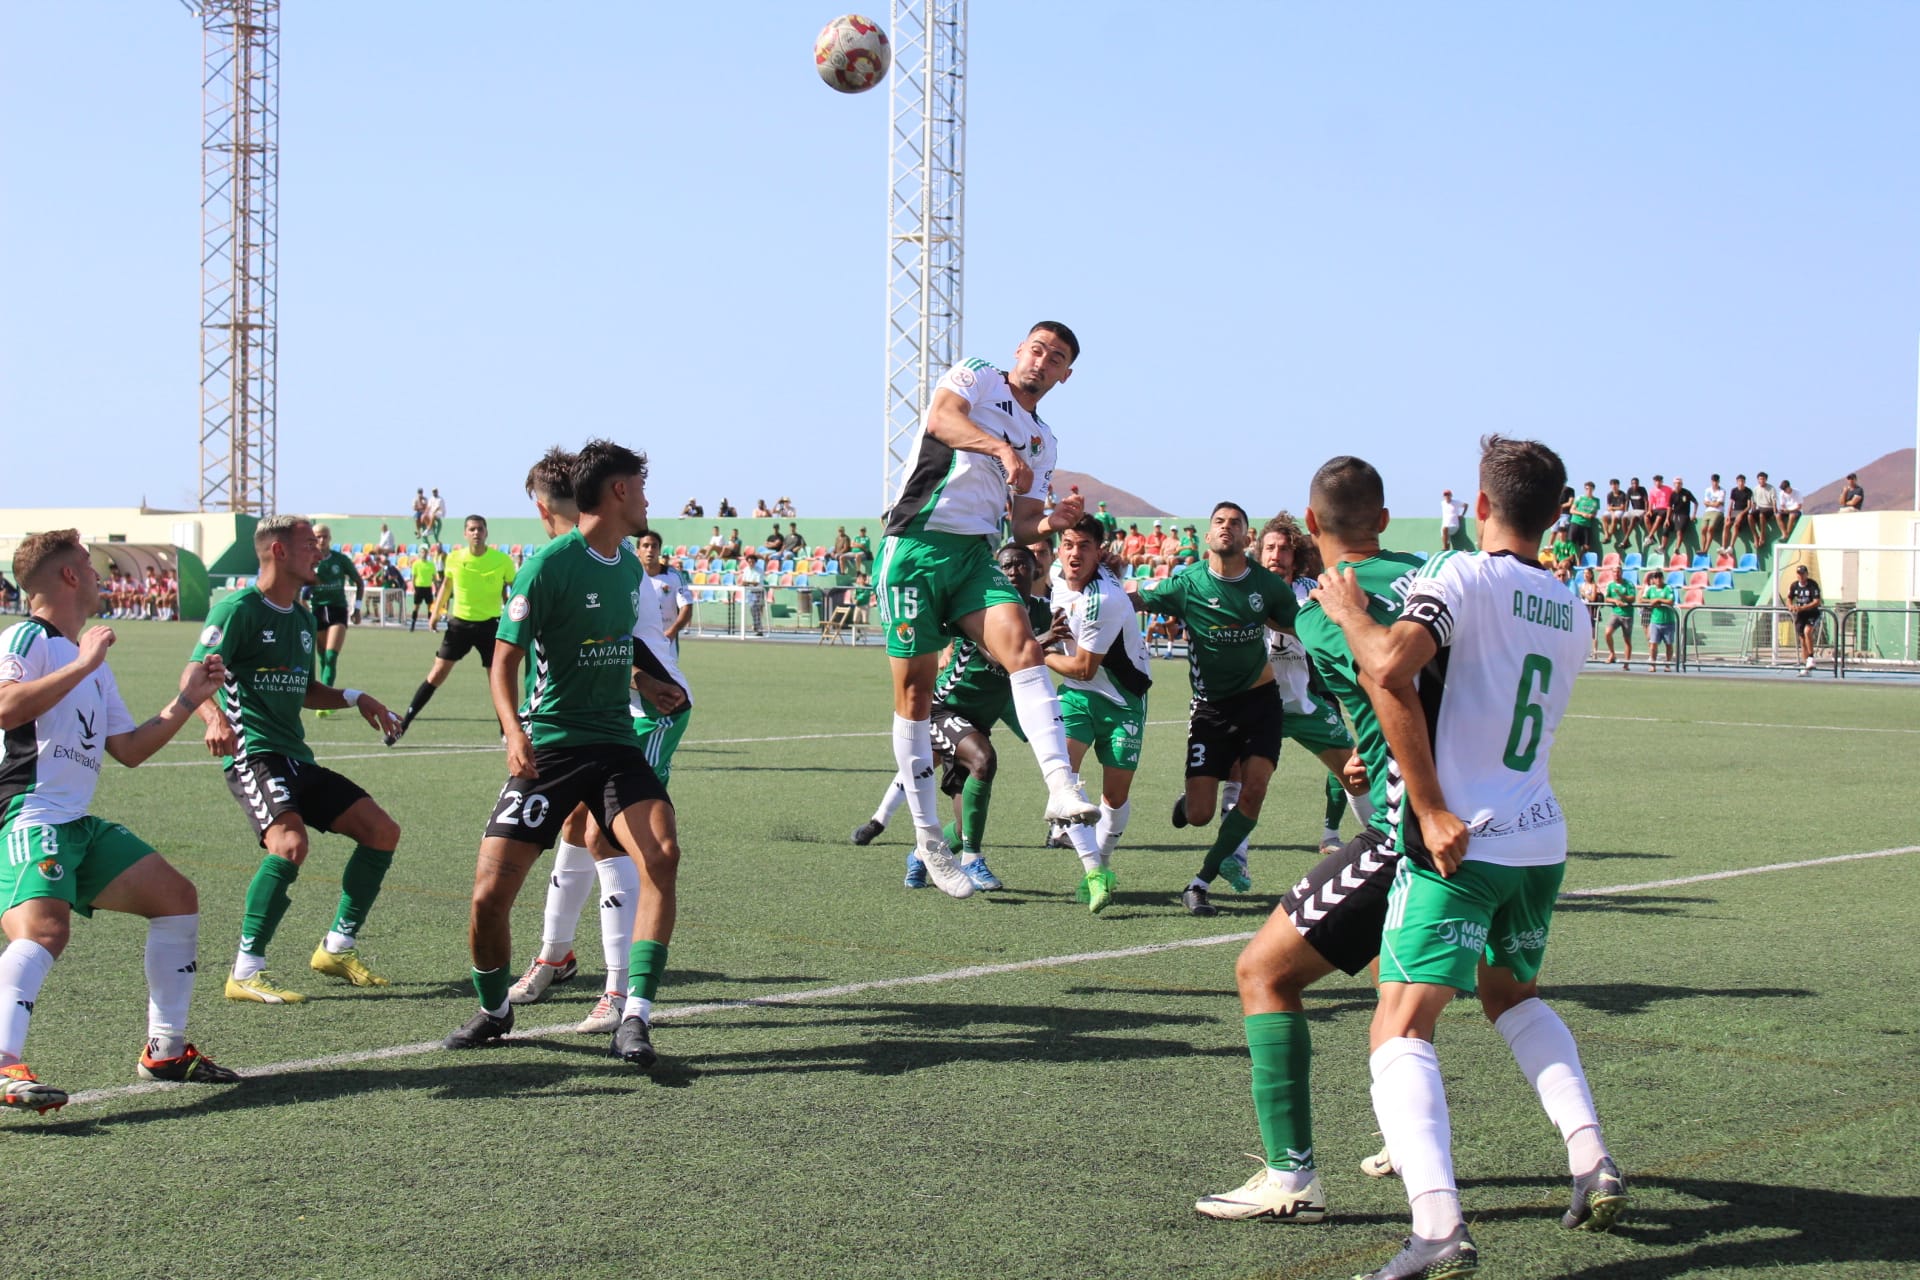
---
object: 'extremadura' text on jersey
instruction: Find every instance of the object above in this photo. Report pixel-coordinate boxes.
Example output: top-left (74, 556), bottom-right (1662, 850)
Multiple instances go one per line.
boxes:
top-left (191, 588), bottom-right (318, 767)
top-left (1137, 561), bottom-right (1297, 699)
top-left (497, 529), bottom-right (644, 750)
top-left (1397, 550), bottom-right (1589, 867)
top-left (885, 360), bottom-right (1056, 540)
top-left (0, 619), bottom-right (138, 827)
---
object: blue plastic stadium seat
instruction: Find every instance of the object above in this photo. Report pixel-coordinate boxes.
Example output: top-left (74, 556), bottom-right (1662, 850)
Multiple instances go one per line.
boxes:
top-left (1708, 571), bottom-right (1734, 591)
top-left (1734, 553), bottom-right (1758, 573)
top-left (1690, 553), bottom-right (1710, 570)
top-left (1415, 550), bottom-right (1430, 560)
top-left (1581, 553), bottom-right (1599, 569)
top-left (1622, 568), bottom-right (1639, 586)
top-left (1622, 553), bottom-right (1643, 570)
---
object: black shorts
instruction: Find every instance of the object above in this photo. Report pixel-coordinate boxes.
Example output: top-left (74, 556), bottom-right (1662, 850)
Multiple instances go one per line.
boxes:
top-left (1794, 609), bottom-right (1822, 634)
top-left (313, 602), bottom-right (350, 631)
top-left (1278, 827), bottom-right (1400, 976)
top-left (413, 585), bottom-right (434, 606)
top-left (225, 753), bottom-right (369, 845)
top-left (482, 743), bottom-right (668, 851)
top-left (1185, 684), bottom-right (1284, 780)
top-left (438, 617), bottom-right (499, 666)
top-left (929, 704), bottom-right (990, 796)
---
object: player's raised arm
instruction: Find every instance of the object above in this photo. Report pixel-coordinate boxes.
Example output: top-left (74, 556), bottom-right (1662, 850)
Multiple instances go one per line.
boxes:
top-left (106, 656), bottom-right (226, 767)
top-left (926, 388), bottom-right (1030, 495)
top-left (0, 624), bottom-right (111, 730)
top-left (1312, 567), bottom-right (1436, 689)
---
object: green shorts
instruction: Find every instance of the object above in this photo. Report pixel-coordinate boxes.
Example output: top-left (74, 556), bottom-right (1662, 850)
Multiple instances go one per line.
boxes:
top-left (1059, 687), bottom-right (1146, 771)
top-left (1379, 858), bottom-right (1565, 992)
top-left (1283, 700), bottom-right (1354, 755)
top-left (633, 705), bottom-right (692, 786)
top-left (874, 531), bottom-right (1023, 658)
top-left (1, 815), bottom-right (156, 918)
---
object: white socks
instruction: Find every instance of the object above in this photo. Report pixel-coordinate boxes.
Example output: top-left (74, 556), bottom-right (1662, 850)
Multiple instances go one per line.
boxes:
top-left (1370, 1037), bottom-right (1463, 1239)
top-left (1496, 997), bottom-right (1608, 1175)
top-left (1008, 666), bottom-right (1073, 785)
top-left (1220, 780), bottom-right (1242, 810)
top-left (891, 714), bottom-right (943, 842)
top-left (1350, 790), bottom-right (1375, 824)
top-left (145, 914), bottom-right (199, 1061)
top-left (323, 930), bottom-right (356, 955)
top-left (0, 939), bottom-right (54, 1063)
top-left (1096, 800), bottom-right (1129, 859)
top-left (595, 855), bottom-right (640, 995)
top-left (622, 995), bottom-right (653, 1023)
top-left (540, 840), bottom-right (596, 961)
top-left (1066, 821), bottom-right (1103, 873)
top-left (873, 776), bottom-right (908, 826)
top-left (233, 951), bottom-right (267, 980)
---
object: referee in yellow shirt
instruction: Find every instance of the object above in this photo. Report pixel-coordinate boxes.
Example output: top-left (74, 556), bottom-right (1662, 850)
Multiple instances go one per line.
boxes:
top-left (391, 515), bottom-right (517, 742)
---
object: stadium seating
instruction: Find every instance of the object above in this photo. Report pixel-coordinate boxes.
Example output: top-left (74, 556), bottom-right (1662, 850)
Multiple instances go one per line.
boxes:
top-left (1690, 553), bottom-right (1711, 570)
top-left (1682, 586), bottom-right (1705, 607)
top-left (1734, 553), bottom-right (1759, 573)
top-left (1688, 571), bottom-right (1709, 588)
top-left (1601, 552), bottom-right (1621, 570)
top-left (1622, 568), bottom-right (1640, 586)
top-left (1623, 552), bottom-right (1642, 570)
top-left (1597, 567), bottom-right (1619, 585)
top-left (1581, 553), bottom-right (1599, 569)
top-left (1667, 553), bottom-right (1690, 571)
top-left (1708, 570), bottom-right (1733, 591)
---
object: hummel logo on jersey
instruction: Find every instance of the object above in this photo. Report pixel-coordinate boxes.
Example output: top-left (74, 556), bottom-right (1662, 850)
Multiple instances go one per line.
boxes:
top-left (586, 593), bottom-right (601, 609)
top-left (261, 630), bottom-right (275, 643)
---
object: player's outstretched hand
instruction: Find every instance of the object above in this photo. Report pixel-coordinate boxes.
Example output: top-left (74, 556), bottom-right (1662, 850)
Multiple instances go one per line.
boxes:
top-left (179, 656), bottom-right (225, 707)
top-left (636, 673), bottom-right (688, 715)
top-left (1048, 487), bottom-right (1085, 531)
top-left (354, 693), bottom-right (401, 740)
top-left (999, 444), bottom-right (1033, 497)
top-left (1309, 566), bottom-right (1368, 627)
top-left (76, 625), bottom-right (116, 672)
top-left (1418, 807), bottom-right (1469, 877)
top-left (1340, 750), bottom-right (1369, 794)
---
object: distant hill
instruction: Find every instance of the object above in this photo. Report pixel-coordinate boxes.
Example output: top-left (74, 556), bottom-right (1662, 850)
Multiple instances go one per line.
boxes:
top-left (1801, 447), bottom-right (1914, 514)
top-left (1054, 471), bottom-right (1171, 518)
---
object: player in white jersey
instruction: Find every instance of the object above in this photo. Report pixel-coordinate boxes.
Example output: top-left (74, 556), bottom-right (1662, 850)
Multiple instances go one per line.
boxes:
top-left (0, 530), bottom-right (242, 1114)
top-left (1045, 516), bottom-right (1152, 913)
top-left (1314, 436), bottom-right (1624, 1280)
top-left (639, 532), bottom-right (694, 655)
top-left (874, 322), bottom-right (1099, 899)
top-left (501, 464), bottom-right (693, 1035)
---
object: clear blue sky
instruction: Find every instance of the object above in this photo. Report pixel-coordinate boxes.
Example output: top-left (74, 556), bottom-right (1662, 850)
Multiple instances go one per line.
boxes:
top-left (3, 3), bottom-right (1916, 523)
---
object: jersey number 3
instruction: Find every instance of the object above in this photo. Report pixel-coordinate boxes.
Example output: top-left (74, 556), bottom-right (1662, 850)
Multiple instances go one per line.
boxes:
top-left (1501, 654), bottom-right (1553, 773)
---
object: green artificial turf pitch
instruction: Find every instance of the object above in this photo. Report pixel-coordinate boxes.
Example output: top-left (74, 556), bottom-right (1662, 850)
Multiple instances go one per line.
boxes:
top-left (5, 623), bottom-right (1918, 1279)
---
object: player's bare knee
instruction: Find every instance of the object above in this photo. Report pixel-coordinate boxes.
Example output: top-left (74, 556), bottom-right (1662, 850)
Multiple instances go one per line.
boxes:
top-left (971, 750), bottom-right (998, 783)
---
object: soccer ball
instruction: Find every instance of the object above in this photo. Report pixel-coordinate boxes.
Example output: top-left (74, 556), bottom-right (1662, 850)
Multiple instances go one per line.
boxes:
top-left (815, 14), bottom-right (891, 93)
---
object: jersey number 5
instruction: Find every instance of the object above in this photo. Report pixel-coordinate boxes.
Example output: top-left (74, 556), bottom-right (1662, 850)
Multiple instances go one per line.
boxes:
top-left (1501, 654), bottom-right (1553, 773)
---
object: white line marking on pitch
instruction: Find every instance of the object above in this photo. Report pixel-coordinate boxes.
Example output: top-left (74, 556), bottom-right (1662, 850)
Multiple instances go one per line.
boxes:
top-left (54, 843), bottom-right (1920, 1111)
top-left (1568, 713), bottom-right (1920, 736)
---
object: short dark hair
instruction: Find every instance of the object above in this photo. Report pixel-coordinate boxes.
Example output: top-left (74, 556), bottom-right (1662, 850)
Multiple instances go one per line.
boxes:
top-left (637, 530), bottom-right (663, 549)
top-left (1029, 321), bottom-right (1081, 363)
top-left (1478, 434), bottom-right (1567, 540)
top-left (464, 514), bottom-right (487, 532)
top-left (525, 447), bottom-right (578, 511)
top-left (1210, 500), bottom-right (1248, 524)
top-left (573, 439), bottom-right (648, 513)
top-left (1307, 455), bottom-right (1385, 541)
top-left (1062, 514), bottom-right (1106, 545)
top-left (995, 542), bottom-right (1036, 573)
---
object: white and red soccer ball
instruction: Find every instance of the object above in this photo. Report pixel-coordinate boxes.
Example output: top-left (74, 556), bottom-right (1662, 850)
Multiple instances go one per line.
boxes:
top-left (815, 14), bottom-right (891, 94)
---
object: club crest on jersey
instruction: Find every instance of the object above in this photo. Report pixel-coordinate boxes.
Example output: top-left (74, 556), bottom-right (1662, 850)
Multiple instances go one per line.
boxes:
top-left (37, 858), bottom-right (64, 883)
top-left (895, 621), bottom-right (914, 645)
top-left (1249, 592), bottom-right (1264, 611)
top-left (508, 596), bottom-right (530, 622)
top-left (198, 624), bottom-right (222, 648)
top-left (951, 366), bottom-right (976, 388)
top-left (1028, 434), bottom-right (1043, 456)
top-left (631, 590), bottom-right (643, 617)
top-left (0, 656), bottom-right (23, 683)
top-left (300, 632), bottom-right (312, 652)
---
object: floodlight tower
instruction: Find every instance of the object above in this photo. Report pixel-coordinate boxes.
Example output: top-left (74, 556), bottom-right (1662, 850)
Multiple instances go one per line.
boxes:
top-left (193, 0), bottom-right (279, 515)
top-left (884, 1), bottom-right (967, 510)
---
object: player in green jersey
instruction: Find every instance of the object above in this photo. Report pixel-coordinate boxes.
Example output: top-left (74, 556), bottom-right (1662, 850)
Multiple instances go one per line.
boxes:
top-left (408, 551), bottom-right (437, 631)
top-left (307, 524), bottom-right (364, 709)
top-left (1568, 482), bottom-right (1601, 557)
top-left (446, 441), bottom-right (684, 1070)
top-left (1639, 568), bottom-right (1677, 671)
top-left (1602, 573), bottom-right (1637, 668)
top-left (389, 515), bottom-right (518, 742)
top-left (192, 517), bottom-right (407, 1003)
top-left (1194, 456), bottom-right (1423, 1227)
top-left (1126, 502), bottom-right (1297, 917)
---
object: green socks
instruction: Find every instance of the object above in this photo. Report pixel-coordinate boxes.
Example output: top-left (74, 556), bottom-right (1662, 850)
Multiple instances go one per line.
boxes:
top-left (1246, 1011), bottom-right (1316, 1171)
top-left (317, 648), bottom-right (339, 686)
top-left (626, 939), bottom-right (669, 1002)
top-left (239, 854), bottom-right (300, 956)
top-left (332, 844), bottom-right (394, 938)
top-left (1323, 773), bottom-right (1348, 830)
top-left (959, 776), bottom-right (992, 854)
top-left (472, 966), bottom-right (511, 1014)
top-left (1200, 808), bottom-right (1259, 882)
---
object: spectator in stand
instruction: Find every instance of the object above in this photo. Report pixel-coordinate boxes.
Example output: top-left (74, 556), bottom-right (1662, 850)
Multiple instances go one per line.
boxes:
top-left (681, 498), bottom-right (704, 518)
top-left (1699, 474), bottom-right (1727, 552)
top-left (1577, 566), bottom-right (1601, 635)
top-left (1666, 476), bottom-right (1697, 556)
top-left (707, 525), bottom-right (724, 549)
top-left (1726, 474), bottom-right (1755, 551)
top-left (1601, 478), bottom-right (1628, 546)
top-left (721, 529), bottom-right (743, 560)
top-left (1092, 501), bottom-right (1119, 542)
top-left (738, 552), bottom-right (765, 634)
top-left (718, 497), bottom-right (738, 518)
top-left (377, 522), bottom-right (397, 554)
top-left (1553, 482), bottom-right (1575, 544)
top-left (1122, 523), bottom-right (1147, 566)
top-left (775, 497), bottom-right (797, 517)
top-left (1840, 474), bottom-right (1864, 510)
top-left (1569, 481), bottom-right (1601, 555)
top-left (1750, 472), bottom-right (1778, 552)
top-left (1547, 525), bottom-right (1577, 569)
top-left (1439, 488), bottom-right (1466, 550)
top-left (1603, 568), bottom-right (1637, 668)
top-left (0, 570), bottom-right (17, 612)
top-left (752, 498), bottom-right (772, 518)
top-left (1787, 563), bottom-right (1823, 674)
top-left (1176, 524), bottom-right (1200, 565)
top-left (1624, 477), bottom-right (1649, 548)
top-left (1640, 568), bottom-right (1677, 672)
top-left (786, 523), bottom-right (807, 556)
top-left (425, 488), bottom-right (447, 541)
top-left (1647, 475), bottom-right (1673, 553)
top-left (831, 526), bottom-right (853, 559)
top-left (412, 488), bottom-right (429, 537)
top-left (763, 524), bottom-right (785, 555)
top-left (1776, 481), bottom-right (1802, 541)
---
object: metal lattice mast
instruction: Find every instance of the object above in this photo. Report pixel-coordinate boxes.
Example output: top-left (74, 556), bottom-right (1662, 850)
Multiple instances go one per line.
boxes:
top-left (884, 0), bottom-right (966, 510)
top-left (197, 0), bottom-right (278, 515)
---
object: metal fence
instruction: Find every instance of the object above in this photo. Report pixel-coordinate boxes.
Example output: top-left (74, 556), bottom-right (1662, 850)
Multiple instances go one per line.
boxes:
top-left (1676, 603), bottom-right (1920, 676)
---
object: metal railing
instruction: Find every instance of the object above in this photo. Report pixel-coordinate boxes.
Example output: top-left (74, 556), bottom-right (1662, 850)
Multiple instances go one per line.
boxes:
top-left (1676, 603), bottom-right (1920, 676)
top-left (1837, 607), bottom-right (1920, 676)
